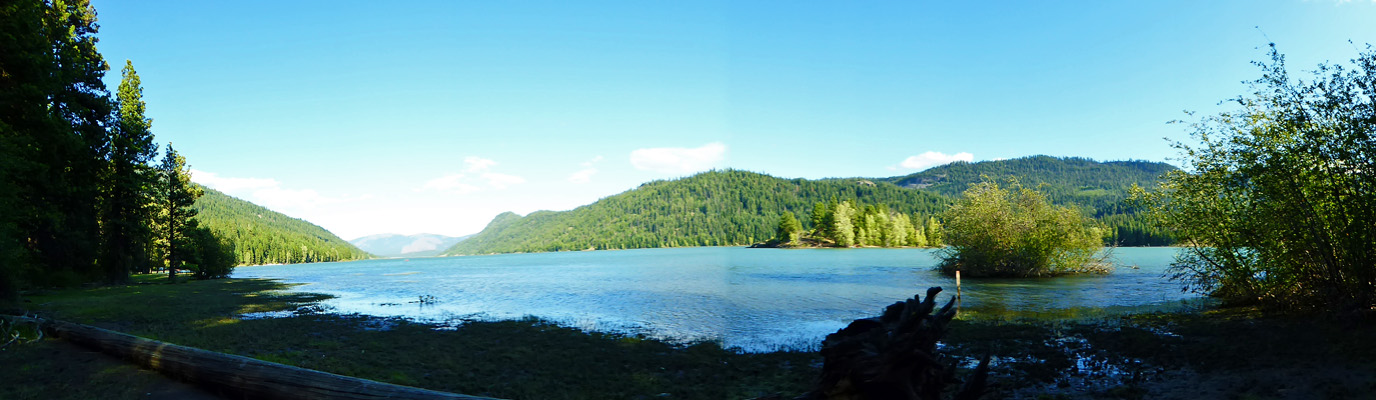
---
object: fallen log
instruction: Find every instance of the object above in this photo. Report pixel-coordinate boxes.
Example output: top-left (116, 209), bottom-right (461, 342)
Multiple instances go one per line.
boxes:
top-left (8, 315), bottom-right (500, 400)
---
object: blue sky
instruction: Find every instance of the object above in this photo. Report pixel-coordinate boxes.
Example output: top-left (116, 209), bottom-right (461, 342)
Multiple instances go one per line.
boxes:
top-left (92, 0), bottom-right (1376, 239)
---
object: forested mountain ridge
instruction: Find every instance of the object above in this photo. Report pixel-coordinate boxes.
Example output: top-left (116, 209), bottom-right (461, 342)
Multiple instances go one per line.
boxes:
top-left (885, 156), bottom-right (1178, 246)
top-left (444, 157), bottom-right (1178, 256)
top-left (884, 156), bottom-right (1175, 215)
top-left (444, 170), bottom-right (951, 255)
top-left (193, 186), bottom-right (372, 265)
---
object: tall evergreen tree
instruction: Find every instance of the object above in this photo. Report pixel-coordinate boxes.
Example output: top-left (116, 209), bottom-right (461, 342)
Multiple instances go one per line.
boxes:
top-left (925, 217), bottom-right (944, 247)
top-left (809, 202), bottom-right (830, 236)
top-left (888, 213), bottom-right (913, 247)
top-left (910, 219), bottom-right (929, 247)
top-left (101, 60), bottom-right (158, 282)
top-left (776, 212), bottom-right (803, 245)
top-left (0, 0), bottom-right (112, 295)
top-left (832, 201), bottom-right (856, 247)
top-left (156, 144), bottom-right (202, 278)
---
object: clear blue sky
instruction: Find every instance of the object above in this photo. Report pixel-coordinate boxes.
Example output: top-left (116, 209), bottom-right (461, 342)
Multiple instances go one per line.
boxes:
top-left (92, 0), bottom-right (1376, 239)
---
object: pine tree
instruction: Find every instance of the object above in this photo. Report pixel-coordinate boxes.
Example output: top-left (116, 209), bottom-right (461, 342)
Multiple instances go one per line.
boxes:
top-left (888, 213), bottom-right (912, 247)
top-left (776, 212), bottom-right (803, 245)
top-left (832, 201), bottom-right (856, 247)
top-left (911, 222), bottom-right (929, 247)
top-left (809, 202), bottom-right (830, 236)
top-left (156, 144), bottom-right (202, 278)
top-left (925, 217), bottom-right (944, 247)
top-left (101, 60), bottom-right (159, 282)
top-left (0, 0), bottom-right (112, 295)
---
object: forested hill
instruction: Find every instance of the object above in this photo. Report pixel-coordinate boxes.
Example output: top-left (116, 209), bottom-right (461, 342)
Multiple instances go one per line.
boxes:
top-left (884, 156), bottom-right (1176, 215)
top-left (444, 158), bottom-right (1179, 255)
top-left (443, 170), bottom-right (950, 255)
top-left (193, 186), bottom-right (372, 265)
top-left (884, 156), bottom-right (1177, 245)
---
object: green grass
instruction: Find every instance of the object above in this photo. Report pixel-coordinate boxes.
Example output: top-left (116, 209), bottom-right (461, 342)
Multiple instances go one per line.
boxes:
top-left (2, 275), bottom-right (818, 400)
top-left (5, 275), bottom-right (1376, 399)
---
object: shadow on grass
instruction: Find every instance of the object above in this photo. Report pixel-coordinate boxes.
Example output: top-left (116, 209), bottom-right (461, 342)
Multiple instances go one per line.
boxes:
top-left (13, 275), bottom-right (820, 400)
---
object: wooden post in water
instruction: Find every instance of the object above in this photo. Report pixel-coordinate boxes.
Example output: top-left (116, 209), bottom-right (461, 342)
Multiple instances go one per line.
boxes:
top-left (955, 270), bottom-right (962, 312)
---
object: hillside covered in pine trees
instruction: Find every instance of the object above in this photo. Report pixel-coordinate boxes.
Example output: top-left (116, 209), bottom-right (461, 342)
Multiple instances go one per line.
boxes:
top-left (194, 186), bottom-right (372, 265)
top-left (443, 170), bottom-right (950, 255)
top-left (885, 156), bottom-right (1176, 245)
top-left (444, 156), bottom-right (1178, 256)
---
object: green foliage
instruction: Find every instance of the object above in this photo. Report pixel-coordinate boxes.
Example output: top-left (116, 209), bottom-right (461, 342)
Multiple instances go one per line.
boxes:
top-left (0, 0), bottom-right (113, 297)
top-left (938, 180), bottom-right (1108, 278)
top-left (445, 170), bottom-right (950, 255)
top-left (831, 201), bottom-right (857, 247)
top-left (193, 186), bottom-right (372, 265)
top-left (1, 1), bottom-right (362, 294)
top-left (185, 226), bottom-right (236, 279)
top-left (155, 144), bottom-right (202, 278)
top-left (799, 200), bottom-right (935, 248)
top-left (775, 212), bottom-right (803, 245)
top-left (924, 216), bottom-right (944, 247)
top-left (910, 219), bottom-right (929, 247)
top-left (100, 60), bottom-right (159, 281)
top-left (888, 156), bottom-right (1176, 246)
top-left (1138, 44), bottom-right (1376, 311)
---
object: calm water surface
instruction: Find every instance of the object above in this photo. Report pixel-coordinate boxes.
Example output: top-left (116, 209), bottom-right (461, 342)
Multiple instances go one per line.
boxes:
top-left (233, 247), bottom-right (1198, 351)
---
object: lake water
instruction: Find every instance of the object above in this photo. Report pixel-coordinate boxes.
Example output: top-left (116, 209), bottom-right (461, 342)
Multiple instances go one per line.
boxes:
top-left (233, 247), bottom-right (1199, 352)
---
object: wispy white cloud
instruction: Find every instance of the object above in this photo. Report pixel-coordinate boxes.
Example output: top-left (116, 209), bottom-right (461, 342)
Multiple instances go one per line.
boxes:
top-left (251, 187), bottom-right (342, 210)
top-left (190, 169), bottom-right (278, 193)
top-left (567, 155), bottom-right (604, 184)
top-left (893, 151), bottom-right (974, 171)
top-left (464, 156), bottom-right (496, 173)
top-left (421, 173), bottom-right (481, 194)
top-left (190, 169), bottom-right (343, 212)
top-left (568, 168), bottom-right (597, 183)
top-left (481, 172), bottom-right (526, 189)
top-left (630, 142), bottom-right (726, 174)
top-left (419, 157), bottom-right (526, 194)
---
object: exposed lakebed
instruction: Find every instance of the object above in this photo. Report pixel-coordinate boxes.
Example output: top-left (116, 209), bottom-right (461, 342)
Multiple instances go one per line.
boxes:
top-left (233, 247), bottom-right (1199, 352)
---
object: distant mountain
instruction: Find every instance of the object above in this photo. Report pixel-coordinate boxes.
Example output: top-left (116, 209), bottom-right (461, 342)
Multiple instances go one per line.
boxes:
top-left (443, 157), bottom-right (1180, 256)
top-left (193, 186), bottom-right (373, 265)
top-left (443, 169), bottom-right (950, 255)
top-left (350, 233), bottom-right (470, 257)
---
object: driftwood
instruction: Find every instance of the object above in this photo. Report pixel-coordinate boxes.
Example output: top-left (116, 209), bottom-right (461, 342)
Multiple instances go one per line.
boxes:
top-left (9, 315), bottom-right (500, 400)
top-left (797, 287), bottom-right (988, 400)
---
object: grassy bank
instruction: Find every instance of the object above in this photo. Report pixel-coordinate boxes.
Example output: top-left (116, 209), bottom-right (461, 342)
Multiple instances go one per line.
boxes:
top-left (5, 276), bottom-right (1376, 399)
top-left (1, 275), bottom-right (817, 400)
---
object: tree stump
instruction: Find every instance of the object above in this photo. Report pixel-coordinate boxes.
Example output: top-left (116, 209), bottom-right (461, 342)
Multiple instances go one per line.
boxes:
top-left (800, 287), bottom-right (987, 400)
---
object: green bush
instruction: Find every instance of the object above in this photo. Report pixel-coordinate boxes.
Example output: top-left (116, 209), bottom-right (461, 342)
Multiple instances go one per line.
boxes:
top-left (938, 180), bottom-right (1108, 277)
top-left (1137, 44), bottom-right (1376, 311)
top-left (187, 227), bottom-right (236, 280)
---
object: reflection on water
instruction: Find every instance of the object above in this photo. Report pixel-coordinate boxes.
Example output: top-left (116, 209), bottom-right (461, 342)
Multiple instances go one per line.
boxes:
top-left (233, 247), bottom-right (1196, 352)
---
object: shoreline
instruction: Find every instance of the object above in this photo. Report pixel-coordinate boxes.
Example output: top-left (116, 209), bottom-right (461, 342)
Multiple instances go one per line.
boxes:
top-left (6, 275), bottom-right (1376, 399)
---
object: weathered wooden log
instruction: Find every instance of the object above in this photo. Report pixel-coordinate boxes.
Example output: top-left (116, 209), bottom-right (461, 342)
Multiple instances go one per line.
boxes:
top-left (796, 287), bottom-right (988, 400)
top-left (10, 316), bottom-right (501, 400)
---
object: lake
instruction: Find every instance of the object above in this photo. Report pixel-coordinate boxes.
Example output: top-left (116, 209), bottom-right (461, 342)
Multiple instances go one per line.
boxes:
top-left (233, 247), bottom-right (1200, 352)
